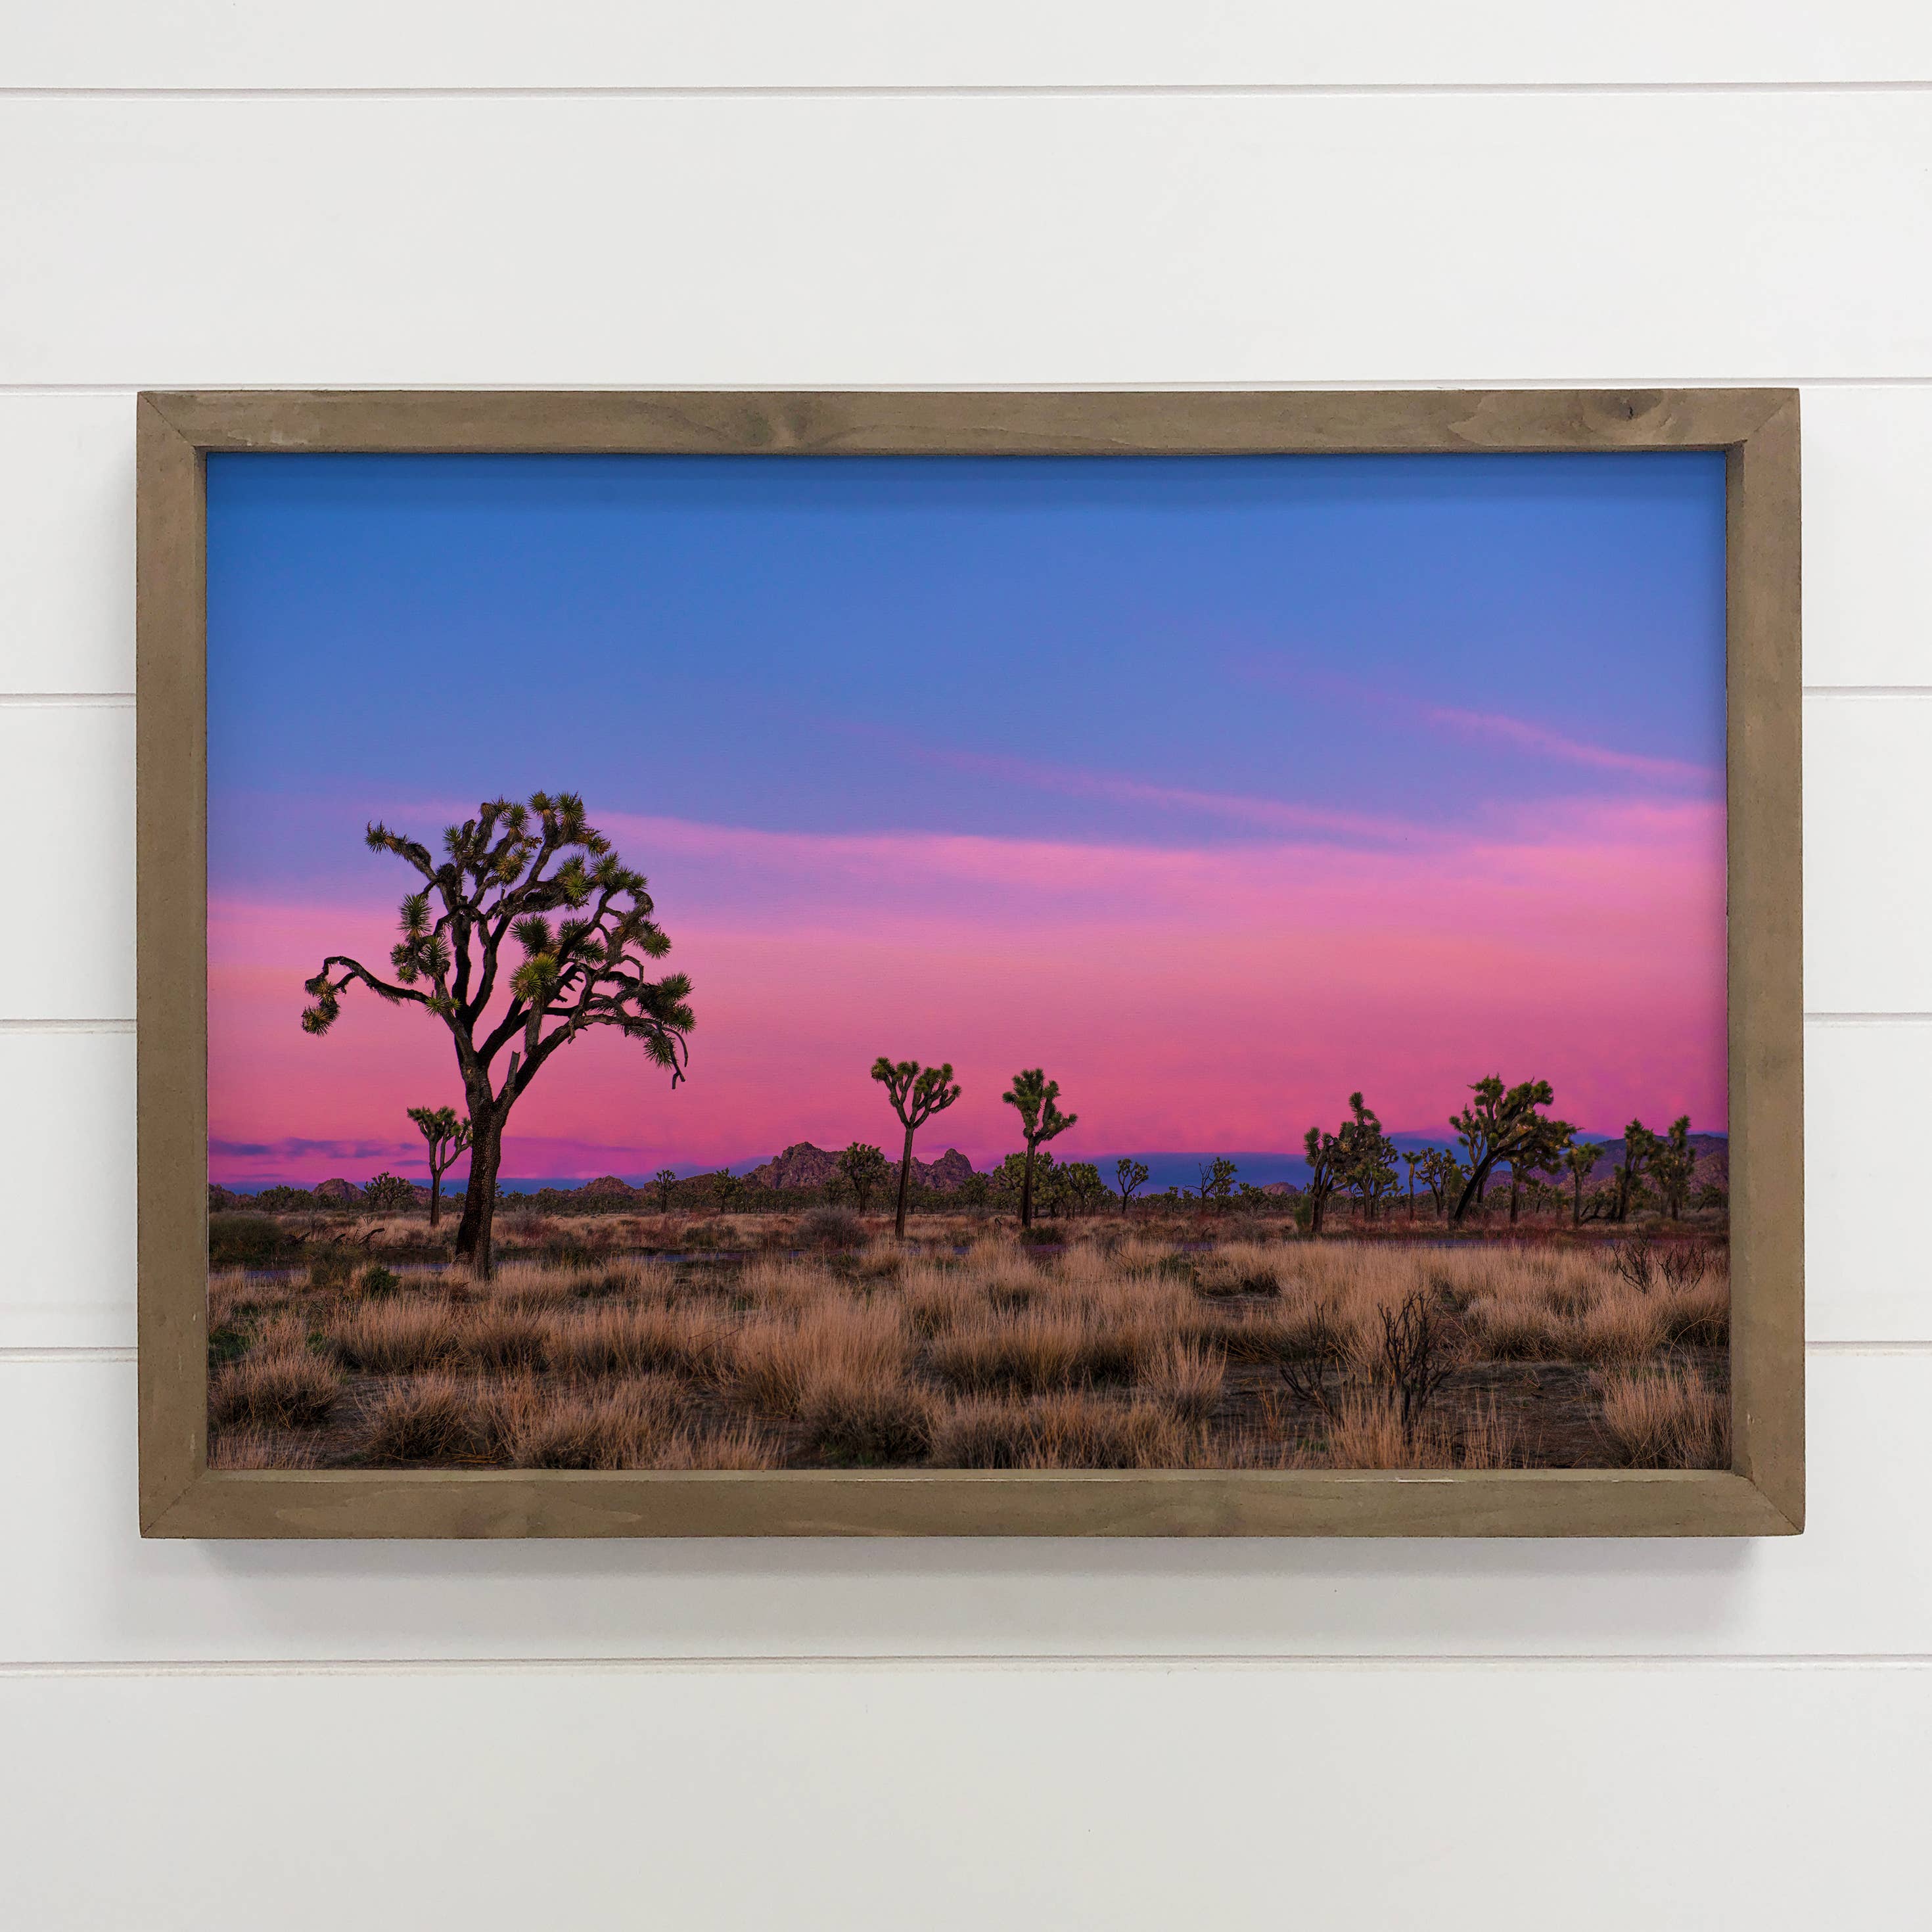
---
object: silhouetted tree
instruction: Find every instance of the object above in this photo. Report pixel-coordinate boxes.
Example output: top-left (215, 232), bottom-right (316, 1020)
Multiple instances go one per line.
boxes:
top-left (653, 1167), bottom-right (678, 1213)
top-left (1337, 1092), bottom-right (1396, 1224)
top-left (1061, 1161), bottom-right (1109, 1216)
top-left (1563, 1141), bottom-right (1602, 1227)
top-left (302, 793), bottom-right (693, 1277)
top-left (1610, 1118), bottom-right (1662, 1222)
top-left (1114, 1157), bottom-right (1151, 1212)
top-left (1302, 1122), bottom-right (1344, 1237)
top-left (712, 1167), bottom-right (741, 1217)
top-left (1199, 1157), bottom-right (1238, 1210)
top-left (1415, 1147), bottom-right (1460, 1219)
top-left (1402, 1149), bottom-right (1424, 1219)
top-left (871, 1056), bottom-right (963, 1239)
top-left (1505, 1115), bottom-right (1574, 1226)
top-left (1002, 1068), bottom-right (1077, 1228)
top-left (407, 1104), bottom-right (472, 1229)
top-left (1448, 1076), bottom-right (1573, 1224)
top-left (837, 1142), bottom-right (891, 1214)
top-left (1650, 1115), bottom-right (1695, 1221)
top-left (362, 1171), bottom-right (415, 1213)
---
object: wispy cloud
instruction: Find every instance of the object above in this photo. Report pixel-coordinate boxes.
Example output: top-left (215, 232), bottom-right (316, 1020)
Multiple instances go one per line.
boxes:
top-left (1421, 704), bottom-right (1718, 788)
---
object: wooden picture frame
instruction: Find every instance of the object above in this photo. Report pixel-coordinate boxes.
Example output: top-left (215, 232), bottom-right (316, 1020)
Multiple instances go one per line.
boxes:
top-left (137, 388), bottom-right (1803, 1538)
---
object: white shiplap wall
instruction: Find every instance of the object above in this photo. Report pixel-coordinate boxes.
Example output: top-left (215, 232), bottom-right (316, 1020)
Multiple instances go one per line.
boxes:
top-left (3, 12), bottom-right (1929, 1925)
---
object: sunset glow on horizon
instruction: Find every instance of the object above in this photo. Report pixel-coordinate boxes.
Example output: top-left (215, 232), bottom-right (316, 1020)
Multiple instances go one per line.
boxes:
top-left (206, 451), bottom-right (1728, 1189)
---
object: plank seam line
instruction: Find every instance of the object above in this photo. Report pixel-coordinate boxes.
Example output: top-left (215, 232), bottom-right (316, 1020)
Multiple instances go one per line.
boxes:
top-left (3, 1654), bottom-right (1932, 1679)
top-left (0, 1019), bottom-right (134, 1034)
top-left (7, 377), bottom-right (1932, 396)
top-left (5, 80), bottom-right (1932, 103)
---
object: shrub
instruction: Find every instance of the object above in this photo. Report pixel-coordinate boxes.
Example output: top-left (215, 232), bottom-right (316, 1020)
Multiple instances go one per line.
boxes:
top-left (207, 1214), bottom-right (296, 1270)
top-left (327, 1298), bottom-right (466, 1373)
top-left (484, 1375), bottom-right (683, 1469)
top-left (358, 1263), bottom-right (402, 1297)
top-left (797, 1207), bottom-right (865, 1251)
top-left (210, 1429), bottom-right (319, 1470)
top-left (210, 1346), bottom-right (341, 1430)
top-left (1141, 1341), bottom-right (1226, 1425)
top-left (799, 1374), bottom-right (933, 1464)
top-left (1598, 1368), bottom-right (1730, 1468)
top-left (931, 1392), bottom-right (1183, 1469)
top-left (307, 1249), bottom-right (358, 1293)
top-left (363, 1373), bottom-right (480, 1462)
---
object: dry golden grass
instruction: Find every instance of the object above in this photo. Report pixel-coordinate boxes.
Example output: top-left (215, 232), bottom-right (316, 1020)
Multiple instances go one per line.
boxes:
top-left (1598, 1366), bottom-right (1730, 1468)
top-left (208, 1318), bottom-right (341, 1429)
top-left (208, 1225), bottom-right (1726, 1471)
top-left (209, 1429), bottom-right (319, 1470)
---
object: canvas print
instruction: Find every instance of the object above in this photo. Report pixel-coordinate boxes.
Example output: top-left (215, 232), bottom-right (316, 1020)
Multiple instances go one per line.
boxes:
top-left (204, 449), bottom-right (1730, 1475)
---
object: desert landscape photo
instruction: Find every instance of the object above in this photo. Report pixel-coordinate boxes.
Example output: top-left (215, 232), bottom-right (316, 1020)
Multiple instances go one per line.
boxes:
top-left (203, 447), bottom-right (1730, 1474)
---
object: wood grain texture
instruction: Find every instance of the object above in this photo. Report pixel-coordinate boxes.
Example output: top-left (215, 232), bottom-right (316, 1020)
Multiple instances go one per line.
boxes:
top-left (134, 397), bottom-right (206, 1536)
top-left (136, 386), bottom-right (1805, 1538)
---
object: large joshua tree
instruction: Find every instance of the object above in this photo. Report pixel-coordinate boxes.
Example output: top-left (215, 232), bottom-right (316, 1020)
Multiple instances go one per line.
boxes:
top-left (301, 793), bottom-right (694, 1278)
top-left (871, 1057), bottom-right (963, 1240)
top-left (1448, 1076), bottom-right (1573, 1224)
top-left (405, 1103), bottom-right (472, 1230)
top-left (1001, 1068), bottom-right (1077, 1228)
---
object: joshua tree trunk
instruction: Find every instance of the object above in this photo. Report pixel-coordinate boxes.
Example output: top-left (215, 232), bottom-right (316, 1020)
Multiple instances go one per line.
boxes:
top-left (1508, 1166), bottom-right (1522, 1225)
top-left (1020, 1142), bottom-right (1038, 1228)
top-left (454, 1101), bottom-right (506, 1277)
top-left (893, 1124), bottom-right (917, 1240)
top-left (428, 1170), bottom-right (442, 1230)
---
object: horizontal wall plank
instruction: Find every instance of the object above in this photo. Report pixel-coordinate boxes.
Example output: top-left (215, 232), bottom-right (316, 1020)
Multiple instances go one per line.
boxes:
top-left (1, 96), bottom-right (1930, 386)
top-left (5, 3), bottom-right (1931, 91)
top-left (0, 706), bottom-right (131, 1018)
top-left (1801, 385), bottom-right (1932, 688)
top-left (0, 1350), bottom-right (1923, 1661)
top-left (0, 1032), bottom-right (134, 1351)
top-left (1803, 696), bottom-right (1932, 1013)
top-left (5, 1662), bottom-right (1927, 1932)
top-left (0, 396), bottom-right (133, 695)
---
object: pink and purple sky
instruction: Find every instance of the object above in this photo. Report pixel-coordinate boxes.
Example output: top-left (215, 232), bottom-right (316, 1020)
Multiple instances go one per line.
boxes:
top-left (206, 452), bottom-right (1727, 1191)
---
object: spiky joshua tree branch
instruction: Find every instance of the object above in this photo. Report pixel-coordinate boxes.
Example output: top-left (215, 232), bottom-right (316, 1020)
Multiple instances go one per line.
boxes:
top-left (1001, 1068), bottom-right (1076, 1229)
top-left (406, 1104), bottom-right (472, 1230)
top-left (302, 792), bottom-right (693, 1276)
top-left (872, 1057), bottom-right (963, 1240)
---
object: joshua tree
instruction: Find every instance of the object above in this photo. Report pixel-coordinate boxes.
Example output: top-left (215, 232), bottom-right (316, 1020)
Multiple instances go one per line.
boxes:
top-left (1402, 1148), bottom-right (1424, 1219)
top-left (1335, 1092), bottom-right (1396, 1225)
top-left (1504, 1115), bottom-right (1574, 1226)
top-left (406, 1104), bottom-right (472, 1229)
top-left (1302, 1122), bottom-right (1343, 1237)
top-left (837, 1141), bottom-right (891, 1216)
top-left (1001, 1068), bottom-right (1078, 1228)
top-left (362, 1171), bottom-right (416, 1213)
top-left (653, 1167), bottom-right (678, 1213)
top-left (871, 1056), bottom-right (963, 1239)
top-left (1610, 1118), bottom-right (1662, 1222)
top-left (712, 1167), bottom-right (741, 1217)
top-left (1061, 1161), bottom-right (1108, 1216)
top-left (1199, 1157), bottom-right (1239, 1210)
top-left (1563, 1141), bottom-right (1602, 1226)
top-left (1113, 1157), bottom-right (1151, 1212)
top-left (1448, 1076), bottom-right (1573, 1225)
top-left (301, 793), bottom-right (693, 1277)
top-left (1650, 1115), bottom-right (1695, 1221)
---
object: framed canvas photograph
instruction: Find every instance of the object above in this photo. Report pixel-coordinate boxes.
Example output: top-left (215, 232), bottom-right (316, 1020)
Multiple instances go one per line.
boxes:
top-left (136, 388), bottom-right (1802, 1537)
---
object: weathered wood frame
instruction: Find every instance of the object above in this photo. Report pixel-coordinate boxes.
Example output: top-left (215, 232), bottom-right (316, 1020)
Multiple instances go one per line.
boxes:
top-left (137, 388), bottom-right (1802, 1538)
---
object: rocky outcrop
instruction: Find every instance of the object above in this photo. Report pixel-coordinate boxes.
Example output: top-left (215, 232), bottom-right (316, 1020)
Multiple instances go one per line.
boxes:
top-left (580, 1174), bottom-right (642, 1200)
top-left (313, 1177), bottom-right (361, 1205)
top-left (745, 1141), bottom-right (980, 1193)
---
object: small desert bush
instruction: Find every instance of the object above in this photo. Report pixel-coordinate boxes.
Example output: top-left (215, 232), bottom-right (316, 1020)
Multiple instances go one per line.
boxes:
top-left (1659, 1274), bottom-right (1730, 1347)
top-left (797, 1207), bottom-right (865, 1251)
top-left (484, 1373), bottom-right (685, 1469)
top-left (363, 1372), bottom-right (480, 1462)
top-left (1191, 1244), bottom-right (1285, 1298)
top-left (1598, 1367), bottom-right (1730, 1469)
top-left (210, 1342), bottom-right (341, 1431)
top-left (307, 1249), bottom-right (358, 1293)
top-left (653, 1419), bottom-right (785, 1471)
top-left (798, 1372), bottom-right (934, 1463)
top-left (730, 1295), bottom-right (909, 1416)
top-left (927, 1309), bottom-right (1095, 1396)
top-left (1563, 1284), bottom-right (1667, 1364)
top-left (552, 1301), bottom-right (722, 1381)
top-left (462, 1306), bottom-right (553, 1373)
top-left (327, 1298), bottom-right (467, 1374)
top-left (1141, 1340), bottom-right (1227, 1425)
